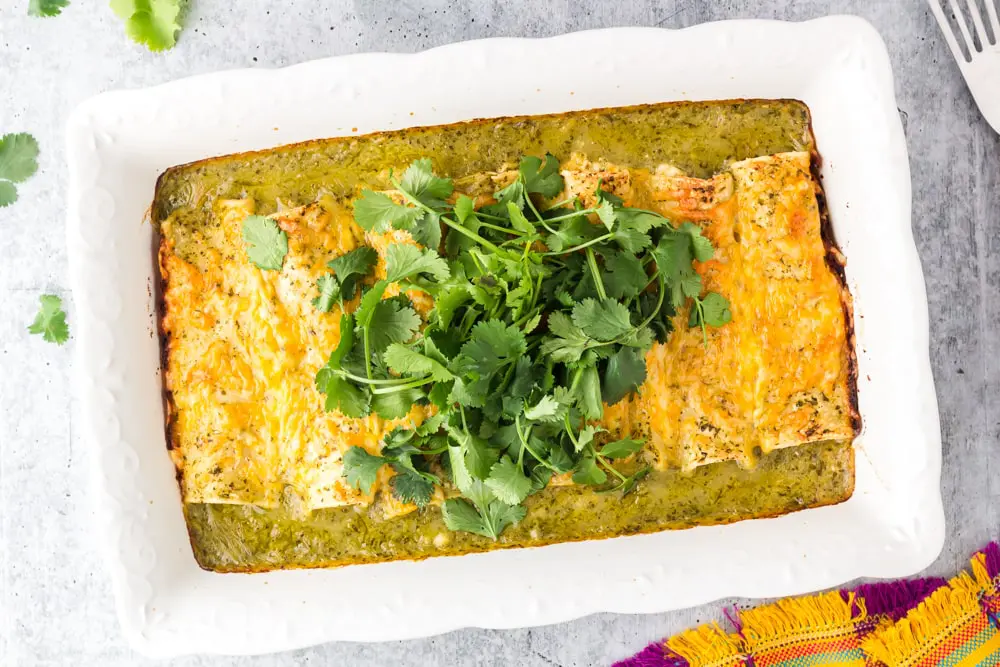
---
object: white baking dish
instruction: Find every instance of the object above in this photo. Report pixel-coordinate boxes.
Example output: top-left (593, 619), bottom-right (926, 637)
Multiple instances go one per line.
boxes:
top-left (66, 17), bottom-right (942, 657)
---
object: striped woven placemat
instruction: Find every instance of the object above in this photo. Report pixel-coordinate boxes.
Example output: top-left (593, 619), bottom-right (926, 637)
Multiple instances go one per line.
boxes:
top-left (615, 542), bottom-right (1000, 667)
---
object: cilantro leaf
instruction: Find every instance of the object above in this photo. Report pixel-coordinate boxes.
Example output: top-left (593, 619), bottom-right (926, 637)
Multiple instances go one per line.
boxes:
top-left (372, 387), bottom-right (424, 420)
top-left (494, 179), bottom-right (525, 209)
top-left (520, 154), bottom-right (564, 198)
top-left (110, 0), bottom-right (182, 52)
top-left (353, 190), bottom-right (419, 232)
top-left (430, 287), bottom-right (470, 331)
top-left (602, 347), bottom-right (647, 405)
top-left (523, 395), bottom-right (563, 423)
top-left (441, 498), bottom-right (490, 535)
top-left (0, 133), bottom-right (39, 207)
top-left (409, 212), bottom-right (443, 250)
top-left (28, 294), bottom-right (69, 345)
top-left (242, 215), bottom-right (288, 271)
top-left (384, 244), bottom-right (450, 283)
top-left (680, 222), bottom-right (715, 262)
top-left (575, 424), bottom-right (604, 453)
top-left (313, 274), bottom-right (340, 312)
top-left (28, 0), bottom-right (69, 16)
top-left (485, 456), bottom-right (533, 505)
top-left (613, 227), bottom-right (652, 253)
top-left (391, 464), bottom-right (436, 507)
top-left (506, 202), bottom-right (536, 234)
top-left (342, 446), bottom-right (387, 494)
top-left (0, 181), bottom-right (17, 208)
top-left (616, 208), bottom-right (670, 234)
top-left (453, 320), bottom-right (527, 404)
top-left (354, 281), bottom-right (389, 330)
top-left (603, 251), bottom-right (648, 300)
top-left (462, 433), bottom-right (499, 480)
top-left (441, 490), bottom-right (526, 540)
top-left (595, 200), bottom-right (616, 231)
top-left (384, 344), bottom-right (454, 381)
top-left (316, 315), bottom-right (372, 417)
top-left (572, 456), bottom-right (607, 486)
top-left (327, 246), bottom-right (378, 300)
top-left (368, 300), bottom-right (420, 353)
top-left (599, 438), bottom-right (644, 459)
top-left (454, 194), bottom-right (477, 223)
top-left (539, 311), bottom-right (592, 363)
top-left (572, 298), bottom-right (634, 342)
top-left (700, 292), bottom-right (732, 326)
top-left (398, 158), bottom-right (454, 207)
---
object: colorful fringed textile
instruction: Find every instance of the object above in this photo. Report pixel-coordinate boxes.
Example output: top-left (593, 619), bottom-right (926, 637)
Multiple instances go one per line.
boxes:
top-left (615, 542), bottom-right (1000, 667)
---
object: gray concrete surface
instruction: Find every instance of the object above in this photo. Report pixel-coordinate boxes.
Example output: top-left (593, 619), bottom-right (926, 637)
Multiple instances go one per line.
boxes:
top-left (0, 1), bottom-right (995, 665)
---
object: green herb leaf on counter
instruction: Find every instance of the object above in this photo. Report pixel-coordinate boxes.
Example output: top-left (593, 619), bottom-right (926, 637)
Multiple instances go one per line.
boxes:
top-left (0, 133), bottom-right (39, 207)
top-left (110, 0), bottom-right (183, 52)
top-left (28, 294), bottom-right (69, 345)
top-left (28, 0), bottom-right (69, 17)
top-left (242, 215), bottom-right (288, 271)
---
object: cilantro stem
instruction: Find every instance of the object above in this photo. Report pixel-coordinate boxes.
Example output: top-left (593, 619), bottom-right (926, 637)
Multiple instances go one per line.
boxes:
top-left (563, 413), bottom-right (580, 449)
top-left (541, 233), bottom-right (615, 256)
top-left (541, 207), bottom-right (601, 223)
top-left (363, 328), bottom-right (373, 380)
top-left (636, 274), bottom-right (667, 331)
top-left (478, 220), bottom-right (526, 236)
top-left (441, 215), bottom-right (512, 257)
top-left (460, 405), bottom-right (470, 433)
top-left (336, 370), bottom-right (426, 386)
top-left (543, 196), bottom-right (579, 211)
top-left (389, 176), bottom-right (514, 258)
top-left (524, 192), bottom-right (545, 223)
top-left (370, 377), bottom-right (433, 395)
top-left (694, 296), bottom-right (708, 348)
top-left (585, 248), bottom-right (608, 301)
top-left (473, 211), bottom-right (512, 222)
top-left (515, 415), bottom-right (559, 472)
top-left (597, 455), bottom-right (629, 483)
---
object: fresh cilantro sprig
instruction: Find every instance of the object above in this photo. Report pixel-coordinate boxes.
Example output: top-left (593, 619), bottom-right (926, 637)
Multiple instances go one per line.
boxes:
top-left (28, 0), bottom-right (69, 17)
top-left (326, 155), bottom-right (731, 538)
top-left (28, 294), bottom-right (69, 345)
top-left (110, 0), bottom-right (182, 52)
top-left (0, 133), bottom-right (40, 208)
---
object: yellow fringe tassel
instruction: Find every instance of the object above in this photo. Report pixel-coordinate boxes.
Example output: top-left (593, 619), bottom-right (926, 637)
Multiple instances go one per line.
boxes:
top-left (740, 589), bottom-right (866, 654)
top-left (665, 621), bottom-right (745, 667)
top-left (862, 568), bottom-right (988, 667)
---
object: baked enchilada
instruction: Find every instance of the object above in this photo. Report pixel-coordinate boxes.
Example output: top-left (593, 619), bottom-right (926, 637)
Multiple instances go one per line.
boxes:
top-left (154, 100), bottom-right (858, 572)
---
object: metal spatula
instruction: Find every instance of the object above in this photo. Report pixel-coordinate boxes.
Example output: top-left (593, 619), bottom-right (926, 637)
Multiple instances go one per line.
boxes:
top-left (929, 0), bottom-right (1000, 132)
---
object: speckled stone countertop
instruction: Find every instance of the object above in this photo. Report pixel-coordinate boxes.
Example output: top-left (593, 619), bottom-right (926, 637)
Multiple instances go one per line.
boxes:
top-left (0, 1), bottom-right (994, 665)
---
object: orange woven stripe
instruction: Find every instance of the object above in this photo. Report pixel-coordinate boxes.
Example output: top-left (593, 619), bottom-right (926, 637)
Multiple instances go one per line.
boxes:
top-left (915, 612), bottom-right (990, 665)
top-left (754, 633), bottom-right (860, 664)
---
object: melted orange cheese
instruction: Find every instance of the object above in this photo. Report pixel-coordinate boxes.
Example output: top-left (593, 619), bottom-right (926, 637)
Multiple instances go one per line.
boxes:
top-left (161, 197), bottom-right (433, 513)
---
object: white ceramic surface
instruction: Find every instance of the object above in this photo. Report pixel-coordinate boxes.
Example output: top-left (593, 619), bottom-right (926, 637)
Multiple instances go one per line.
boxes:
top-left (65, 17), bottom-right (942, 658)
